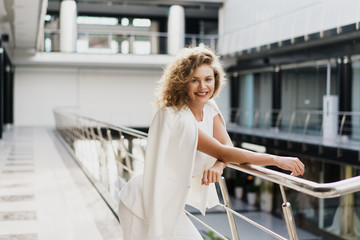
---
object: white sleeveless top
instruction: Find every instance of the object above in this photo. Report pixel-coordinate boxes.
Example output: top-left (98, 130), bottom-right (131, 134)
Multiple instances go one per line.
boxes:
top-left (186, 101), bottom-right (220, 215)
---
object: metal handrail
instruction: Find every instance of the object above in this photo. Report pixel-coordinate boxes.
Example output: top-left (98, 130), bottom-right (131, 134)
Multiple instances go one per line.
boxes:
top-left (73, 113), bottom-right (148, 139)
top-left (228, 164), bottom-right (360, 199)
top-left (54, 109), bottom-right (360, 240)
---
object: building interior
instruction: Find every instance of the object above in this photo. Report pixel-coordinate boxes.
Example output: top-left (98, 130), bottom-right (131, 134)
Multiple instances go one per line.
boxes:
top-left (0, 0), bottom-right (360, 239)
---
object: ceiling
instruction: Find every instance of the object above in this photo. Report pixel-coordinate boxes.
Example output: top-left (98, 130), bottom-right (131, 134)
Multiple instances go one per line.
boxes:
top-left (0, 0), bottom-right (46, 51)
top-left (48, 0), bottom-right (223, 7)
top-left (0, 0), bottom-right (222, 55)
top-left (47, 0), bottom-right (221, 18)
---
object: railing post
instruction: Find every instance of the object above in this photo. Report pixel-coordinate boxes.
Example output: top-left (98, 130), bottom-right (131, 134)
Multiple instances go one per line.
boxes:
top-left (219, 177), bottom-right (239, 240)
top-left (119, 132), bottom-right (133, 178)
top-left (288, 111), bottom-right (296, 134)
top-left (275, 111), bottom-right (282, 133)
top-left (129, 34), bottom-right (135, 54)
top-left (279, 185), bottom-right (298, 240)
top-left (302, 111), bottom-right (311, 151)
top-left (210, 37), bottom-right (215, 50)
top-left (254, 110), bottom-right (260, 128)
top-left (338, 114), bottom-right (347, 157)
top-left (287, 111), bottom-right (296, 148)
top-left (191, 36), bottom-right (196, 47)
top-left (264, 110), bottom-right (271, 129)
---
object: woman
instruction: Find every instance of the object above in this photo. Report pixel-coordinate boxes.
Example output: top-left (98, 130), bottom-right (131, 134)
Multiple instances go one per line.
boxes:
top-left (118, 47), bottom-right (305, 240)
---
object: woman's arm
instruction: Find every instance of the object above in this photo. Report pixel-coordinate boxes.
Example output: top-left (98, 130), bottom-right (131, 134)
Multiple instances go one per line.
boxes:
top-left (199, 114), bottom-right (305, 184)
top-left (201, 114), bottom-right (232, 185)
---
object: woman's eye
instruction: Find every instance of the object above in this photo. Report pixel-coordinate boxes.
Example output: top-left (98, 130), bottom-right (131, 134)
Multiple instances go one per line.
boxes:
top-left (191, 79), bottom-right (198, 82)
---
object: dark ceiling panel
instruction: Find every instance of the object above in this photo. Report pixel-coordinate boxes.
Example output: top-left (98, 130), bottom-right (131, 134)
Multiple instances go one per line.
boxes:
top-left (47, 1), bottom-right (219, 19)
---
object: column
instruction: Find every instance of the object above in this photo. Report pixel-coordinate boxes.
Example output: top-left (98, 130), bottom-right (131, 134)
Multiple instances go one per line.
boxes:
top-left (243, 74), bottom-right (254, 128)
top-left (167, 5), bottom-right (185, 55)
top-left (0, 43), bottom-right (3, 138)
top-left (230, 72), bottom-right (240, 123)
top-left (339, 165), bottom-right (354, 236)
top-left (150, 21), bottom-right (159, 54)
top-left (60, 0), bottom-right (77, 52)
top-left (338, 56), bottom-right (352, 136)
top-left (4, 60), bottom-right (14, 124)
top-left (217, 6), bottom-right (224, 51)
top-left (272, 66), bottom-right (281, 127)
top-left (323, 62), bottom-right (338, 144)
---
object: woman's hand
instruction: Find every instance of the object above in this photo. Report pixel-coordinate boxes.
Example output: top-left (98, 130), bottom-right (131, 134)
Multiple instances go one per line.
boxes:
top-left (274, 156), bottom-right (305, 177)
top-left (201, 161), bottom-right (226, 185)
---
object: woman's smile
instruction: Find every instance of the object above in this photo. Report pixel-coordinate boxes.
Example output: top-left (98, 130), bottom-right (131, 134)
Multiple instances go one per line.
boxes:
top-left (188, 64), bottom-right (215, 106)
top-left (195, 91), bottom-right (209, 97)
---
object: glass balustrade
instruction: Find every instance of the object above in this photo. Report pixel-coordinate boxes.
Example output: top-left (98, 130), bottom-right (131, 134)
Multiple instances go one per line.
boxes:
top-left (43, 29), bottom-right (218, 54)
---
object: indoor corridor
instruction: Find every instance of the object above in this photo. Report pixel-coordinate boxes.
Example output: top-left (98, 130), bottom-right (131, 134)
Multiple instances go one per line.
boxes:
top-left (0, 126), bottom-right (322, 240)
top-left (0, 127), bottom-right (122, 240)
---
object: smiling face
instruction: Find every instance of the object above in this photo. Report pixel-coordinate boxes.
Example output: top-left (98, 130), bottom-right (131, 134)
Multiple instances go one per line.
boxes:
top-left (187, 64), bottom-right (215, 108)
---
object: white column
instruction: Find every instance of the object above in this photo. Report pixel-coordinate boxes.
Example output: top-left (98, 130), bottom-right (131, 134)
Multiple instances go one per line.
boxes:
top-left (322, 95), bottom-right (338, 144)
top-left (218, 6), bottom-right (224, 53)
top-left (60, 0), bottom-right (77, 52)
top-left (150, 21), bottom-right (159, 54)
top-left (323, 61), bottom-right (339, 145)
top-left (167, 5), bottom-right (185, 55)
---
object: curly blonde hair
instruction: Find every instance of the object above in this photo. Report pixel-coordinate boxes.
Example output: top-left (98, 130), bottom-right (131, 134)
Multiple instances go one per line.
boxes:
top-left (156, 46), bottom-right (226, 110)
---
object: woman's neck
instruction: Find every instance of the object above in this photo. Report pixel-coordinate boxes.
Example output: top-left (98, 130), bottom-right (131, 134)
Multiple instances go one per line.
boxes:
top-left (188, 103), bottom-right (205, 122)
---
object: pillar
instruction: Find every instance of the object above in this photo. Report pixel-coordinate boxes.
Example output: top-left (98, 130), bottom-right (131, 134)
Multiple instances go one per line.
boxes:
top-left (338, 56), bottom-right (352, 136)
top-left (167, 5), bottom-right (185, 55)
top-left (243, 74), bottom-right (254, 128)
top-left (0, 43), bottom-right (3, 138)
top-left (60, 0), bottom-right (77, 52)
top-left (4, 61), bottom-right (14, 124)
top-left (230, 72), bottom-right (240, 123)
top-left (339, 165), bottom-right (354, 236)
top-left (272, 66), bottom-right (281, 127)
top-left (150, 21), bottom-right (159, 54)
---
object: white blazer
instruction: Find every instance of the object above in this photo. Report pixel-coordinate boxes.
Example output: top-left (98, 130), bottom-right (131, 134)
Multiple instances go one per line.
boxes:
top-left (119, 100), bottom-right (224, 238)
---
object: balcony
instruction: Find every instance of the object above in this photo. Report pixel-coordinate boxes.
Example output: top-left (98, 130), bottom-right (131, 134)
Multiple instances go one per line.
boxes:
top-left (43, 29), bottom-right (218, 55)
top-left (227, 108), bottom-right (360, 166)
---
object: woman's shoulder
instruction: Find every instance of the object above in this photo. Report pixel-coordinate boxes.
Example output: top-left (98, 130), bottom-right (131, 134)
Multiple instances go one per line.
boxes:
top-left (205, 99), bottom-right (221, 115)
top-left (155, 106), bottom-right (178, 119)
top-left (154, 106), bottom-right (194, 124)
top-left (150, 106), bottom-right (196, 140)
top-left (206, 99), bottom-right (226, 125)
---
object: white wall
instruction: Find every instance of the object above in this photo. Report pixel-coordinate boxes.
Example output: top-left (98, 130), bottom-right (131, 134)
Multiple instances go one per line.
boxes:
top-left (219, 0), bottom-right (360, 55)
top-left (14, 65), bottom-right (231, 127)
top-left (15, 67), bottom-right (79, 126)
top-left (14, 66), bottom-right (162, 127)
top-left (214, 79), bottom-right (230, 124)
top-left (352, 61), bottom-right (360, 140)
top-left (77, 68), bottom-right (160, 127)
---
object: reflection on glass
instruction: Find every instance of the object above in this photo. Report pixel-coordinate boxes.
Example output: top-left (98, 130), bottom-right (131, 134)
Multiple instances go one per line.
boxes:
top-left (121, 40), bottom-right (129, 54)
top-left (133, 41), bottom-right (150, 55)
top-left (77, 16), bottom-right (118, 26)
top-left (121, 18), bottom-right (129, 26)
top-left (44, 14), bottom-right (52, 22)
top-left (45, 38), bottom-right (52, 52)
top-left (133, 18), bottom-right (151, 27)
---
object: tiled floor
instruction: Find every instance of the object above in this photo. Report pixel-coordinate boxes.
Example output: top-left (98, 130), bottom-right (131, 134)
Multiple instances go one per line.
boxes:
top-left (0, 127), bottom-right (123, 240)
